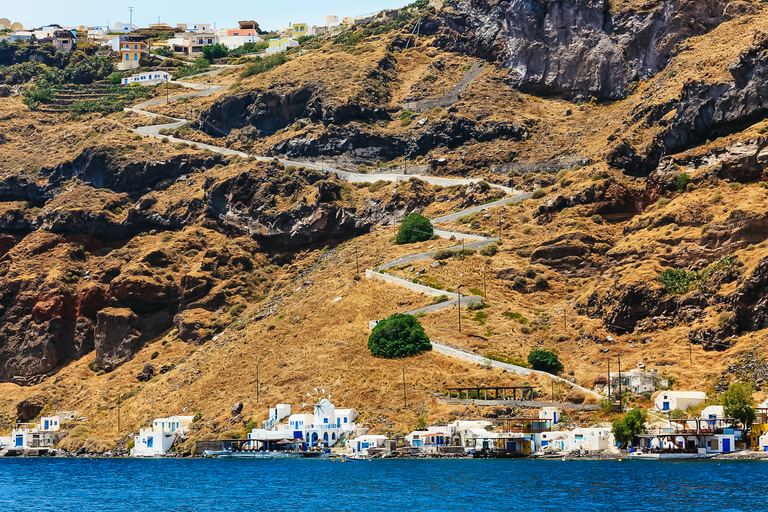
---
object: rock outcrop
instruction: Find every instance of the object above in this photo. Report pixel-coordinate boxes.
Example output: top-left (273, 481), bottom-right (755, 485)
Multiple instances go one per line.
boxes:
top-left (431, 0), bottom-right (730, 100)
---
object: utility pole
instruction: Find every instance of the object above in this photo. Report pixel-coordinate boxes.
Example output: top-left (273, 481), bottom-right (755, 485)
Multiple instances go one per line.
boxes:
top-left (617, 354), bottom-right (622, 411)
top-left (689, 339), bottom-right (692, 363)
top-left (402, 367), bottom-right (407, 408)
top-left (607, 359), bottom-right (611, 403)
top-left (354, 249), bottom-right (359, 280)
top-left (117, 394), bottom-right (121, 433)
top-left (483, 265), bottom-right (487, 303)
top-left (457, 285), bottom-right (464, 334)
top-left (256, 364), bottom-right (260, 403)
top-left (165, 77), bottom-right (169, 104)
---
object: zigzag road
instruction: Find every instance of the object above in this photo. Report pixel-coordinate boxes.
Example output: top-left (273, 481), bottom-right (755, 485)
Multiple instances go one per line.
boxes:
top-left (127, 72), bottom-right (600, 400)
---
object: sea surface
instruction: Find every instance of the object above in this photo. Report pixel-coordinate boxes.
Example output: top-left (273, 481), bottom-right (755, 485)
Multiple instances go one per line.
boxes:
top-left (1, 457), bottom-right (765, 511)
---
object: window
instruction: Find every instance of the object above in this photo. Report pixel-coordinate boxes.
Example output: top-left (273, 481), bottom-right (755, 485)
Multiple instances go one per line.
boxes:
top-left (125, 55), bottom-right (129, 60)
top-left (134, 44), bottom-right (138, 49)
top-left (147, 437), bottom-right (153, 448)
top-left (324, 418), bottom-right (328, 424)
top-left (134, 54), bottom-right (137, 60)
top-left (344, 418), bottom-right (348, 423)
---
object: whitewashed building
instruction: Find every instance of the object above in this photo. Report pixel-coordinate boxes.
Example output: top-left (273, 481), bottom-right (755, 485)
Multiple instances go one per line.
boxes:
top-left (349, 434), bottom-right (388, 455)
top-left (609, 367), bottom-right (666, 395)
top-left (122, 70), bottom-right (171, 85)
top-left (132, 415), bottom-right (195, 457)
top-left (248, 400), bottom-right (357, 450)
top-left (655, 391), bottom-right (707, 413)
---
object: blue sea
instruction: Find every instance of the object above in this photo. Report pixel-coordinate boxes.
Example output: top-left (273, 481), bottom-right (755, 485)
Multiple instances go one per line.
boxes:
top-left (1, 458), bottom-right (765, 511)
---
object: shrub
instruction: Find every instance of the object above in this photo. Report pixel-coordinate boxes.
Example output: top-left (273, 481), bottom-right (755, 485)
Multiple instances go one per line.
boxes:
top-left (721, 382), bottom-right (756, 430)
top-left (241, 52), bottom-right (287, 78)
top-left (433, 294), bottom-right (450, 303)
top-left (531, 189), bottom-right (547, 199)
top-left (534, 275), bottom-right (549, 289)
top-left (396, 213), bottom-right (434, 244)
top-left (368, 313), bottom-right (432, 358)
top-left (527, 349), bottom-right (563, 374)
top-left (658, 255), bottom-right (735, 294)
top-left (657, 197), bottom-right (672, 209)
top-left (591, 214), bottom-right (604, 224)
top-left (513, 276), bottom-right (527, 288)
top-left (433, 249), bottom-right (454, 260)
top-left (480, 244), bottom-right (498, 257)
top-left (717, 311), bottom-right (734, 328)
top-left (710, 190), bottom-right (723, 203)
top-left (524, 266), bottom-right (537, 279)
top-left (676, 173), bottom-right (691, 192)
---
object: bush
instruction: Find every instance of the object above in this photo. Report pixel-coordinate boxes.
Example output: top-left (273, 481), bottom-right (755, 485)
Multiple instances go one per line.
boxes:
top-left (480, 244), bottom-right (498, 257)
top-left (676, 173), bottom-right (691, 192)
top-left (658, 255), bottom-right (735, 294)
top-left (721, 382), bottom-right (756, 429)
top-left (368, 313), bottom-right (432, 358)
top-left (241, 53), bottom-right (287, 78)
top-left (534, 275), bottom-right (549, 289)
top-left (527, 349), bottom-right (563, 374)
top-left (433, 294), bottom-right (450, 303)
top-left (531, 189), bottom-right (547, 199)
top-left (202, 43), bottom-right (229, 60)
top-left (433, 249), bottom-right (454, 260)
top-left (717, 311), bottom-right (734, 328)
top-left (396, 213), bottom-right (433, 244)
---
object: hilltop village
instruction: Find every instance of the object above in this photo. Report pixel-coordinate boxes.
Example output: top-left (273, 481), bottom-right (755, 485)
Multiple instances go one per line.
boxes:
top-left (3, 0), bottom-right (768, 461)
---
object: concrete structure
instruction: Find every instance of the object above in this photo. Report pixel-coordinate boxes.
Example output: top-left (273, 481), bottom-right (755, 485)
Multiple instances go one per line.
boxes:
top-left (88, 26), bottom-right (109, 37)
top-left (168, 32), bottom-right (216, 56)
top-left (266, 37), bottom-right (298, 54)
top-left (188, 23), bottom-right (213, 33)
top-left (291, 23), bottom-right (308, 38)
top-left (655, 391), bottom-right (707, 413)
top-left (349, 434), bottom-right (388, 455)
top-left (0, 18), bottom-right (10, 30)
top-left (324, 15), bottom-right (339, 27)
top-left (539, 407), bottom-right (561, 425)
top-left (52, 30), bottom-right (76, 53)
top-left (538, 427), bottom-right (615, 453)
top-left (9, 415), bottom-right (68, 450)
top-left (218, 34), bottom-right (259, 51)
top-left (608, 367), bottom-right (666, 395)
top-left (114, 22), bottom-right (137, 33)
top-left (132, 415), bottom-right (194, 456)
top-left (118, 35), bottom-right (148, 70)
top-left (122, 70), bottom-right (171, 85)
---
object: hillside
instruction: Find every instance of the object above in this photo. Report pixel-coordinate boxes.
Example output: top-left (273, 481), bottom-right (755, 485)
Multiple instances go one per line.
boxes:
top-left (2, 0), bottom-right (768, 451)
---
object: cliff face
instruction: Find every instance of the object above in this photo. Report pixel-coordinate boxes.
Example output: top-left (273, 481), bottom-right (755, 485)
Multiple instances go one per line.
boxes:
top-left (432, 0), bottom-right (731, 100)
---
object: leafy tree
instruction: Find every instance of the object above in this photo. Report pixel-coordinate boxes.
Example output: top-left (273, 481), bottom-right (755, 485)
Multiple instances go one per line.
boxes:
top-left (396, 212), bottom-right (433, 244)
top-left (368, 313), bottom-right (432, 358)
top-left (612, 408), bottom-right (648, 448)
top-left (154, 46), bottom-right (173, 58)
top-left (721, 382), bottom-right (756, 430)
top-left (527, 349), bottom-right (563, 375)
top-left (201, 43), bottom-right (228, 60)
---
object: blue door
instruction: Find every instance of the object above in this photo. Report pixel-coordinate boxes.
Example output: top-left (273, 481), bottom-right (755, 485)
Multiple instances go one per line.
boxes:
top-left (723, 439), bottom-right (731, 452)
top-left (44, 420), bottom-right (49, 430)
top-left (15, 436), bottom-right (23, 447)
top-left (663, 402), bottom-right (670, 411)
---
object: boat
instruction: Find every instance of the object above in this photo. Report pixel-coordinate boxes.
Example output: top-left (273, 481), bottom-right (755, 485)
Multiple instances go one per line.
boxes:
top-left (627, 451), bottom-right (717, 460)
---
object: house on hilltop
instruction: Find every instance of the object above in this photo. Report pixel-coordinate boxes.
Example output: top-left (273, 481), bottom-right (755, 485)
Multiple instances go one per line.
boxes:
top-left (654, 391), bottom-right (706, 413)
top-left (118, 35), bottom-right (148, 70)
top-left (52, 30), bottom-right (76, 53)
top-left (132, 415), bottom-right (195, 456)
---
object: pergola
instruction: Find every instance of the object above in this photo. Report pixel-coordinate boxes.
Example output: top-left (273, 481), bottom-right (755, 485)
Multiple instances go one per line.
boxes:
top-left (445, 386), bottom-right (534, 401)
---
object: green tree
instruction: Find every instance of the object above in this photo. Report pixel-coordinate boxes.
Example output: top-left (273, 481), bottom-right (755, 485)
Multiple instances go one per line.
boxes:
top-left (527, 349), bottom-right (563, 375)
top-left (611, 408), bottom-right (648, 448)
top-left (201, 43), bottom-right (228, 60)
top-left (721, 382), bottom-right (756, 430)
top-left (368, 313), bottom-right (432, 358)
top-left (396, 212), bottom-right (433, 244)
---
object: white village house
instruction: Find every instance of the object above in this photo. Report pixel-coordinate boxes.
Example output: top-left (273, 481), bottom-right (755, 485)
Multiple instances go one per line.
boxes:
top-left (122, 70), bottom-right (171, 85)
top-left (654, 391), bottom-right (707, 413)
top-left (349, 434), bottom-right (388, 455)
top-left (132, 415), bottom-right (195, 456)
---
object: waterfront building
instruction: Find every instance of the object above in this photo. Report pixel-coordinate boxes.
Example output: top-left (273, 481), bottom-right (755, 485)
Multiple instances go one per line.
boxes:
top-left (131, 415), bottom-right (195, 457)
top-left (248, 400), bottom-right (357, 450)
top-left (349, 434), bottom-right (388, 455)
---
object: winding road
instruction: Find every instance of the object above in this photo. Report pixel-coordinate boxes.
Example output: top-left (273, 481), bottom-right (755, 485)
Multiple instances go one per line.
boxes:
top-left (127, 68), bottom-right (600, 400)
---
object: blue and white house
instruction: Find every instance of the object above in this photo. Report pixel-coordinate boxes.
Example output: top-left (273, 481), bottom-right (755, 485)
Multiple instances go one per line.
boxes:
top-left (132, 415), bottom-right (195, 457)
top-left (122, 70), bottom-right (171, 85)
top-left (248, 400), bottom-right (357, 450)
